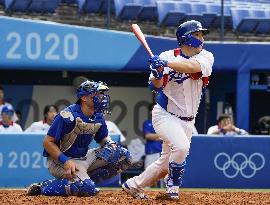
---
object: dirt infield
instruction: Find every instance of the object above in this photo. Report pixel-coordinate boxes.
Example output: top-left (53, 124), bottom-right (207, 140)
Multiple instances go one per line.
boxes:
top-left (1, 189), bottom-right (270, 205)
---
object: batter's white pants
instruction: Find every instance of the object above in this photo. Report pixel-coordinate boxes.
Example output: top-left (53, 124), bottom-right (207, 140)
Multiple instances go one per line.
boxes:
top-left (144, 153), bottom-right (161, 169)
top-left (126, 104), bottom-right (194, 188)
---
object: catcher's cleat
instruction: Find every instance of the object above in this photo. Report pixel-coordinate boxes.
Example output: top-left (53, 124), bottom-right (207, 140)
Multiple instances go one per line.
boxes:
top-left (122, 182), bottom-right (148, 199)
top-left (26, 183), bottom-right (42, 196)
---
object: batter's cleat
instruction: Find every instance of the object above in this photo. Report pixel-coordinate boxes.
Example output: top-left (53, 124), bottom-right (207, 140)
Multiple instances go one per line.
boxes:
top-left (26, 183), bottom-right (42, 196)
top-left (164, 176), bottom-right (179, 200)
top-left (166, 185), bottom-right (179, 200)
top-left (122, 182), bottom-right (148, 199)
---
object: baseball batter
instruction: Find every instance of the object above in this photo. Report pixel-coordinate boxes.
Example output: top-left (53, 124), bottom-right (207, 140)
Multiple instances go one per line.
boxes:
top-left (122, 20), bottom-right (214, 200)
top-left (26, 80), bottom-right (131, 197)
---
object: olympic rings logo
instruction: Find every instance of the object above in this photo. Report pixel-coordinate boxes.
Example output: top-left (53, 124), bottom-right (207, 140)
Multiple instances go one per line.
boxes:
top-left (214, 152), bottom-right (265, 178)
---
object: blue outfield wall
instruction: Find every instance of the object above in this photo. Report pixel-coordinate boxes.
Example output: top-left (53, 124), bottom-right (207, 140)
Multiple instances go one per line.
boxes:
top-left (0, 133), bottom-right (270, 188)
top-left (183, 136), bottom-right (270, 188)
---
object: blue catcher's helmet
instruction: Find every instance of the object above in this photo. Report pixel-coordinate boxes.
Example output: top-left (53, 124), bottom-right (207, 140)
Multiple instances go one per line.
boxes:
top-left (76, 80), bottom-right (110, 114)
top-left (176, 20), bottom-right (209, 48)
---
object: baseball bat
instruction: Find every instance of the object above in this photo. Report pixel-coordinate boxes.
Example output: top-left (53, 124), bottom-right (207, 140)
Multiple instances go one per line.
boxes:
top-left (131, 24), bottom-right (154, 57)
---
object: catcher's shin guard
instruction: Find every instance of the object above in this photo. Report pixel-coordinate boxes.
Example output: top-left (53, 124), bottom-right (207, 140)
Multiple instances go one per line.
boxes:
top-left (35, 178), bottom-right (99, 197)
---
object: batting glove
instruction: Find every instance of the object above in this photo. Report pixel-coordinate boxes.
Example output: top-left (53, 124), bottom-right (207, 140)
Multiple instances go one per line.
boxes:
top-left (148, 55), bottom-right (168, 67)
top-left (149, 55), bottom-right (168, 80)
top-left (148, 55), bottom-right (160, 64)
top-left (150, 64), bottom-right (163, 80)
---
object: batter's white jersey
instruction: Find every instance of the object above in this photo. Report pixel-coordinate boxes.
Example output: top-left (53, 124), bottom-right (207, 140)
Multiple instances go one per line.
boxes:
top-left (0, 122), bottom-right (23, 132)
top-left (24, 121), bottom-right (51, 133)
top-left (150, 48), bottom-right (214, 118)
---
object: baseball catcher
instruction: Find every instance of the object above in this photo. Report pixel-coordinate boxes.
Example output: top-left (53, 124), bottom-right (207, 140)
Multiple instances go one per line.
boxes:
top-left (26, 80), bottom-right (132, 197)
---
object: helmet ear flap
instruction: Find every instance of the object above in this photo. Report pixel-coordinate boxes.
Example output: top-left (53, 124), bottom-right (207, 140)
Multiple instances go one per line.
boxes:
top-left (177, 35), bottom-right (188, 46)
top-left (181, 35), bottom-right (188, 44)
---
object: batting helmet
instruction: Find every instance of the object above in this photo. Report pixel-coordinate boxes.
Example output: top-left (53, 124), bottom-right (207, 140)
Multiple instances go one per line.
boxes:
top-left (176, 20), bottom-right (209, 48)
top-left (76, 80), bottom-right (110, 113)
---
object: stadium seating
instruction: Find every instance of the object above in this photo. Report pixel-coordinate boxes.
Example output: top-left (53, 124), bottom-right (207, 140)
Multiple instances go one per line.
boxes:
top-left (28, 0), bottom-right (61, 13)
top-left (5, 0), bottom-right (31, 12)
top-left (5, 0), bottom-right (61, 13)
top-left (206, 3), bottom-right (233, 29)
top-left (156, 1), bottom-right (233, 28)
top-left (189, 3), bottom-right (216, 27)
top-left (231, 8), bottom-right (257, 33)
top-left (114, 0), bottom-right (142, 20)
top-left (135, 0), bottom-right (157, 21)
top-left (182, 3), bottom-right (203, 23)
top-left (78, 0), bottom-right (103, 13)
top-left (156, 1), bottom-right (191, 26)
top-left (252, 9), bottom-right (270, 34)
top-left (2, 0), bottom-right (270, 36)
top-left (61, 0), bottom-right (77, 4)
top-left (101, 0), bottom-right (115, 14)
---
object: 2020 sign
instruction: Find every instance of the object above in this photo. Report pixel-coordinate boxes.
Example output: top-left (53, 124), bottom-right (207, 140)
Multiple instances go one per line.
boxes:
top-left (5, 32), bottom-right (78, 61)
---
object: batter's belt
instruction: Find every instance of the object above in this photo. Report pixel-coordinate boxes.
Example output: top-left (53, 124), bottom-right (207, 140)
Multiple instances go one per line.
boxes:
top-left (168, 111), bottom-right (194, 121)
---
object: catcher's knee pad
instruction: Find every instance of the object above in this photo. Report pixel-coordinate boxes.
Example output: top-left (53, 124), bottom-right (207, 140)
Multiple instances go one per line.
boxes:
top-left (89, 147), bottom-right (132, 184)
top-left (42, 179), bottom-right (69, 196)
top-left (69, 179), bottom-right (98, 197)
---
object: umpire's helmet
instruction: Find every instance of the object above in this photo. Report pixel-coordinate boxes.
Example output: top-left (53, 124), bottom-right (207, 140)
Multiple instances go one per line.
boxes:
top-left (176, 20), bottom-right (209, 48)
top-left (76, 80), bottom-right (110, 113)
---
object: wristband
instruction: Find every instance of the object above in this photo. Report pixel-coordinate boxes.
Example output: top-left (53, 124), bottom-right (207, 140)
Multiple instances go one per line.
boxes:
top-left (58, 153), bottom-right (69, 164)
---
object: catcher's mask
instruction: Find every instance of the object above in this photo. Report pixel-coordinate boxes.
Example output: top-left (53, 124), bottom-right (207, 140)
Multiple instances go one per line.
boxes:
top-left (76, 80), bottom-right (110, 114)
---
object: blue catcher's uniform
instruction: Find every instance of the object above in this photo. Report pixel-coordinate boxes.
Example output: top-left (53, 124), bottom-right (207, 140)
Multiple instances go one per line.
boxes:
top-left (44, 103), bottom-right (108, 159)
top-left (26, 80), bottom-right (132, 197)
top-left (35, 104), bottom-right (131, 197)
